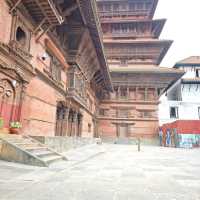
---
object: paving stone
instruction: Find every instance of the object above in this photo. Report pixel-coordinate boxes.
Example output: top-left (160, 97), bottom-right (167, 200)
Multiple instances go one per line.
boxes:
top-left (0, 144), bottom-right (200, 200)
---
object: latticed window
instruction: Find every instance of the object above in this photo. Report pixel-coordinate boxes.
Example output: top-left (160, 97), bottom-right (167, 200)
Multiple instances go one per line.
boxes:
top-left (48, 52), bottom-right (61, 82)
top-left (118, 109), bottom-right (129, 118)
top-left (120, 89), bottom-right (128, 99)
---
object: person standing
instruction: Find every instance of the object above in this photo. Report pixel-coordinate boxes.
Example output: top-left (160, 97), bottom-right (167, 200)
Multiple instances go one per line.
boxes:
top-left (159, 128), bottom-right (163, 146)
top-left (166, 129), bottom-right (171, 147)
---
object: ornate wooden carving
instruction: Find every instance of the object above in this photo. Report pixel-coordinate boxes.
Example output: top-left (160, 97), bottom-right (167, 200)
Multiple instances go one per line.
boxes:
top-left (0, 59), bottom-right (28, 127)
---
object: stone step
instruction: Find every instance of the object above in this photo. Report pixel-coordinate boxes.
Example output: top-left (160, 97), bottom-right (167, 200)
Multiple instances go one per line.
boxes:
top-left (40, 155), bottom-right (63, 164)
top-left (0, 134), bottom-right (68, 167)
top-left (33, 150), bottom-right (56, 157)
top-left (17, 144), bottom-right (44, 149)
top-left (0, 134), bottom-right (24, 139)
top-left (25, 146), bottom-right (48, 151)
top-left (6, 139), bottom-right (33, 144)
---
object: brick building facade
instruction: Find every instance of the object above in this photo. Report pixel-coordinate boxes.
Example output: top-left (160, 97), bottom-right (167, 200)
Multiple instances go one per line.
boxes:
top-left (0, 0), bottom-right (112, 138)
top-left (0, 0), bottom-right (183, 142)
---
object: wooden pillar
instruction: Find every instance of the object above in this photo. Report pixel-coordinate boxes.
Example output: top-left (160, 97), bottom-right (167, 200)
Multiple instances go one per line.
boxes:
top-left (73, 112), bottom-right (78, 137)
top-left (135, 87), bottom-right (138, 100)
top-left (155, 87), bottom-right (158, 100)
top-left (62, 107), bottom-right (69, 136)
top-left (78, 114), bottom-right (83, 137)
top-left (116, 124), bottom-right (120, 138)
top-left (68, 110), bottom-right (73, 136)
top-left (144, 87), bottom-right (148, 101)
top-left (127, 86), bottom-right (130, 100)
top-left (117, 86), bottom-right (120, 99)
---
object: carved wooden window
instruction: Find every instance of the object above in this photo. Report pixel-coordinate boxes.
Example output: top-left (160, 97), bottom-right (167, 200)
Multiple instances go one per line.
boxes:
top-left (118, 109), bottom-right (129, 118)
top-left (120, 59), bottom-right (128, 66)
top-left (48, 52), bottom-right (61, 82)
top-left (99, 109), bottom-right (106, 116)
top-left (145, 3), bottom-right (151, 9)
top-left (11, 15), bottom-right (31, 52)
top-left (137, 3), bottom-right (143, 10)
top-left (120, 89), bottom-right (128, 99)
top-left (68, 71), bottom-right (75, 88)
top-left (143, 111), bottom-right (150, 118)
top-left (113, 3), bottom-right (119, 11)
top-left (16, 27), bottom-right (26, 47)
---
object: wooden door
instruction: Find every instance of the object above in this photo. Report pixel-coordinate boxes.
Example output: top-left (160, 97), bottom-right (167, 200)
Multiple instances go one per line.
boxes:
top-left (119, 125), bottom-right (128, 138)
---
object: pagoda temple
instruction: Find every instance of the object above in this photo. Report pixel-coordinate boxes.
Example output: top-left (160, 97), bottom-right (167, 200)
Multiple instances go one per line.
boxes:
top-left (97, 0), bottom-right (184, 141)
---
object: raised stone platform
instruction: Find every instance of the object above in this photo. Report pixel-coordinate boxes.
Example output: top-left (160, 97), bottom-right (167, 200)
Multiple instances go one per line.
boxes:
top-left (0, 134), bottom-right (68, 167)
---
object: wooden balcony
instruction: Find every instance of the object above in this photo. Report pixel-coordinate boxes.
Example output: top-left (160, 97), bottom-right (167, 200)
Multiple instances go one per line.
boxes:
top-left (10, 0), bottom-right (63, 25)
top-left (99, 10), bottom-right (149, 19)
top-left (103, 32), bottom-right (153, 39)
top-left (66, 87), bottom-right (87, 108)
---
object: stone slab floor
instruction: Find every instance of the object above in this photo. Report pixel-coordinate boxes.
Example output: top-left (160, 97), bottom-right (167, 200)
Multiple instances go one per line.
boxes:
top-left (0, 144), bottom-right (200, 200)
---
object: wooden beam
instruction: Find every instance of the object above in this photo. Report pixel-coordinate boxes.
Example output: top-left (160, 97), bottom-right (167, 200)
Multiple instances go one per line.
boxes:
top-left (36, 25), bottom-right (53, 42)
top-left (33, 18), bottom-right (47, 34)
top-left (63, 4), bottom-right (79, 17)
top-left (10, 0), bottom-right (22, 13)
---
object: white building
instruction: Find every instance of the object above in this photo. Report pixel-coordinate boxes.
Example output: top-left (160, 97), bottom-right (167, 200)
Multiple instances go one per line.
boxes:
top-left (159, 56), bottom-right (200, 126)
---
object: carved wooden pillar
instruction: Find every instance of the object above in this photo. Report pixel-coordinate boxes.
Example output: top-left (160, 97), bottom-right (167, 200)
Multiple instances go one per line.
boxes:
top-left (55, 106), bottom-right (63, 136)
top-left (127, 86), bottom-right (130, 100)
top-left (61, 107), bottom-right (69, 136)
top-left (16, 83), bottom-right (27, 122)
top-left (135, 87), bottom-right (138, 100)
top-left (155, 87), bottom-right (158, 100)
top-left (117, 86), bottom-right (120, 99)
top-left (78, 114), bottom-right (83, 137)
top-left (144, 87), bottom-right (148, 101)
top-left (73, 112), bottom-right (78, 137)
top-left (68, 110), bottom-right (73, 136)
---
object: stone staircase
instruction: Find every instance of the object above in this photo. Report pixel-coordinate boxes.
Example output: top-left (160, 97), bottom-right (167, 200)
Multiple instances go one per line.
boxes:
top-left (0, 134), bottom-right (68, 167)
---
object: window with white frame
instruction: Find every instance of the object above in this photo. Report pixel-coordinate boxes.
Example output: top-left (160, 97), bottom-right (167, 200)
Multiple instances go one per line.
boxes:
top-left (196, 69), bottom-right (200, 78)
top-left (170, 107), bottom-right (179, 119)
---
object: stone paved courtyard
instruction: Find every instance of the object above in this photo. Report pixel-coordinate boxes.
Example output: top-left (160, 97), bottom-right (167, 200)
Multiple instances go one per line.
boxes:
top-left (0, 144), bottom-right (200, 200)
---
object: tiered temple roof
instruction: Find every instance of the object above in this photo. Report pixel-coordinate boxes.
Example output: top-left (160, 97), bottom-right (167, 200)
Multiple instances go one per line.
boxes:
top-left (97, 0), bottom-right (183, 95)
top-left (97, 0), bottom-right (159, 20)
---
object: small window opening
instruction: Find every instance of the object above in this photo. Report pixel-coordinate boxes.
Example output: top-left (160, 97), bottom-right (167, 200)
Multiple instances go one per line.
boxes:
top-left (16, 27), bottom-right (26, 47)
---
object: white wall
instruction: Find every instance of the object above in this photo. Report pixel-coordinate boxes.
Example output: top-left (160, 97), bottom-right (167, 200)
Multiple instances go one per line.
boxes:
top-left (159, 65), bottom-right (200, 125)
top-left (159, 93), bottom-right (200, 126)
top-left (181, 84), bottom-right (200, 102)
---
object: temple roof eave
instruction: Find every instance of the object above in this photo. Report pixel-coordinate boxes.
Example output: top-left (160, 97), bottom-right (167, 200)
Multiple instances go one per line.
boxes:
top-left (149, 0), bottom-right (159, 19)
top-left (174, 56), bottom-right (200, 68)
top-left (96, 0), bottom-right (159, 19)
top-left (77, 0), bottom-right (113, 91)
top-left (104, 39), bottom-right (173, 65)
top-left (101, 18), bottom-right (166, 38)
top-left (109, 66), bottom-right (184, 74)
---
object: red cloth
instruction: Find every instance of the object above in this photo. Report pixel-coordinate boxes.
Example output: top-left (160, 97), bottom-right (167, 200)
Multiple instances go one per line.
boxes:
top-left (162, 120), bottom-right (200, 135)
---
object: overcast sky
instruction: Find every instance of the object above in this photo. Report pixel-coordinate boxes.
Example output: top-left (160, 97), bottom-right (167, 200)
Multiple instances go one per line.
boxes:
top-left (154, 0), bottom-right (200, 67)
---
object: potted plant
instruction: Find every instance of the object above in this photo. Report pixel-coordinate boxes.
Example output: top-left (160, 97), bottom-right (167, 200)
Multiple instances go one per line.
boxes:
top-left (0, 117), bottom-right (4, 129)
top-left (9, 121), bottom-right (22, 134)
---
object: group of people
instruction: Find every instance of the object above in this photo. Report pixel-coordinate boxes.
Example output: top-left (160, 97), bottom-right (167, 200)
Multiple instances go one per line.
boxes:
top-left (159, 128), bottom-right (178, 147)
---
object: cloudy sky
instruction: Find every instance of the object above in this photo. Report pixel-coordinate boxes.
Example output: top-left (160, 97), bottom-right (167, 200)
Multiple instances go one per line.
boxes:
top-left (154, 0), bottom-right (200, 67)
